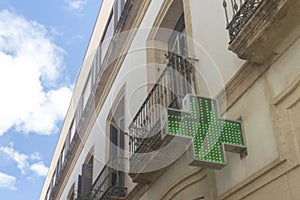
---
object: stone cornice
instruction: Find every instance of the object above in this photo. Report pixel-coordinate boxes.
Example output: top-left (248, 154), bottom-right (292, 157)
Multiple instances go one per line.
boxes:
top-left (229, 0), bottom-right (300, 64)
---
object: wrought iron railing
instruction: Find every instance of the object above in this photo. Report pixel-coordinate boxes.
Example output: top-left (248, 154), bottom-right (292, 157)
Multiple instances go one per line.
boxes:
top-left (128, 53), bottom-right (198, 162)
top-left (91, 162), bottom-right (127, 200)
top-left (223, 0), bottom-right (263, 41)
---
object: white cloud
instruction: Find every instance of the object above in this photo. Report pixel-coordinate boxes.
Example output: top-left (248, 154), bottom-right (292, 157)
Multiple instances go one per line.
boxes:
top-left (0, 9), bottom-right (73, 136)
top-left (50, 27), bottom-right (63, 36)
top-left (0, 146), bottom-right (29, 174)
top-left (30, 162), bottom-right (49, 177)
top-left (66, 0), bottom-right (87, 12)
top-left (30, 151), bottom-right (42, 161)
top-left (0, 145), bottom-right (49, 177)
top-left (0, 172), bottom-right (17, 190)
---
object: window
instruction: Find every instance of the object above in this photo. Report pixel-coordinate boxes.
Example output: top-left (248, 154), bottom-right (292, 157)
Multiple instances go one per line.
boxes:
top-left (168, 14), bottom-right (187, 56)
top-left (98, 0), bottom-right (128, 68)
top-left (57, 157), bottom-right (61, 176)
top-left (52, 172), bottom-right (56, 187)
top-left (45, 187), bottom-right (50, 200)
top-left (70, 119), bottom-right (76, 143)
top-left (65, 133), bottom-right (70, 155)
top-left (100, 13), bottom-right (115, 64)
top-left (110, 119), bottom-right (124, 187)
top-left (95, 47), bottom-right (101, 75)
top-left (114, 0), bottom-right (126, 23)
top-left (82, 73), bottom-right (91, 110)
top-left (78, 156), bottom-right (93, 199)
top-left (109, 97), bottom-right (125, 187)
top-left (168, 14), bottom-right (193, 96)
top-left (61, 146), bottom-right (65, 165)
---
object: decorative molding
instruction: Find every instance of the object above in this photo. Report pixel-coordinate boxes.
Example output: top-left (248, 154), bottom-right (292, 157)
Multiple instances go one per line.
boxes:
top-left (215, 50), bottom-right (300, 200)
top-left (216, 61), bottom-right (268, 115)
top-left (160, 169), bottom-right (205, 200)
top-left (219, 158), bottom-right (286, 199)
top-left (148, 0), bottom-right (174, 40)
top-left (125, 184), bottom-right (150, 200)
top-left (273, 75), bottom-right (300, 106)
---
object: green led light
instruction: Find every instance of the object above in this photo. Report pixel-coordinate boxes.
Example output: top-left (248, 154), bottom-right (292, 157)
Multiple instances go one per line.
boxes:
top-left (166, 96), bottom-right (246, 167)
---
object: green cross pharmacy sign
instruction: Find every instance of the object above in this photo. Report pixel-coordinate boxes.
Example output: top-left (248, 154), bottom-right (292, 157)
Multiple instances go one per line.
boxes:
top-left (161, 95), bottom-right (247, 170)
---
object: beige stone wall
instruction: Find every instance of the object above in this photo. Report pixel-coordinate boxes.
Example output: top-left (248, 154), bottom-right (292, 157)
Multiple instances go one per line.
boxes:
top-left (139, 36), bottom-right (300, 200)
top-left (135, 2), bottom-right (300, 199)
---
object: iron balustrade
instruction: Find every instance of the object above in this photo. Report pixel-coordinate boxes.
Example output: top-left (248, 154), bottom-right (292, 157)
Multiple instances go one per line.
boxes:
top-left (91, 163), bottom-right (127, 200)
top-left (223, 0), bottom-right (263, 41)
top-left (128, 52), bottom-right (198, 162)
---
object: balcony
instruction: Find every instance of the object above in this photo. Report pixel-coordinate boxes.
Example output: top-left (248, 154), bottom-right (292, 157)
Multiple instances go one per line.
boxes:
top-left (128, 53), bottom-right (199, 184)
top-left (223, 0), bottom-right (300, 64)
top-left (91, 162), bottom-right (127, 200)
top-left (128, 53), bottom-right (247, 184)
top-left (223, 0), bottom-right (263, 41)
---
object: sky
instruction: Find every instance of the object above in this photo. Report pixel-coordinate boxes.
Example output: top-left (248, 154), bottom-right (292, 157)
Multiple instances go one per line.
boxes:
top-left (0, 0), bottom-right (102, 199)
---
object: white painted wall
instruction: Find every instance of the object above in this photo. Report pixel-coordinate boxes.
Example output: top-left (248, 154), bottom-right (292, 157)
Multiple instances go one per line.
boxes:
top-left (188, 0), bottom-right (245, 98)
top-left (58, 0), bottom-right (166, 198)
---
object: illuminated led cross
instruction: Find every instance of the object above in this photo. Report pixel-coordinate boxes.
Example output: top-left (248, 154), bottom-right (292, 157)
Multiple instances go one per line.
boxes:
top-left (161, 95), bottom-right (247, 169)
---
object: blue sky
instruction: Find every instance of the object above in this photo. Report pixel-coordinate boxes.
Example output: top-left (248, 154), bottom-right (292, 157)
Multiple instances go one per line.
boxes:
top-left (0, 0), bottom-right (102, 199)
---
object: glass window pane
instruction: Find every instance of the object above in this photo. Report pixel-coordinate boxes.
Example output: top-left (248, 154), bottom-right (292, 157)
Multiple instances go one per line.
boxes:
top-left (100, 14), bottom-right (114, 64)
top-left (70, 119), bottom-right (76, 142)
top-left (82, 74), bottom-right (91, 110)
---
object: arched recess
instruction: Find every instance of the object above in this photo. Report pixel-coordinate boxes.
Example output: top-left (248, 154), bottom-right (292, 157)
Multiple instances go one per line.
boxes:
top-left (84, 146), bottom-right (94, 165)
top-left (160, 169), bottom-right (208, 200)
top-left (67, 183), bottom-right (75, 200)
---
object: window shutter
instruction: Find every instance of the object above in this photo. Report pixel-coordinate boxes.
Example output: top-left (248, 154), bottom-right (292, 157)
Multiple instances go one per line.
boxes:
top-left (78, 163), bottom-right (93, 199)
top-left (77, 175), bottom-right (82, 198)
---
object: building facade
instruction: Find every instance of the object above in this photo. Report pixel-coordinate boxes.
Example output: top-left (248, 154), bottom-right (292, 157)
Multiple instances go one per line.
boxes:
top-left (40, 0), bottom-right (300, 199)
